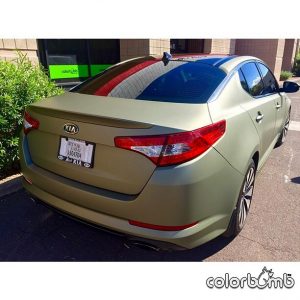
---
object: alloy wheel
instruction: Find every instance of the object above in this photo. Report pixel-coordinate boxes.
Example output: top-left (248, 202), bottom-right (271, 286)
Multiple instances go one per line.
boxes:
top-left (238, 166), bottom-right (255, 229)
top-left (281, 113), bottom-right (290, 143)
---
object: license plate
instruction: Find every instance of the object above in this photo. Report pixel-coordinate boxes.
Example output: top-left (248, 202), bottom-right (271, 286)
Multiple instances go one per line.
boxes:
top-left (57, 136), bottom-right (95, 168)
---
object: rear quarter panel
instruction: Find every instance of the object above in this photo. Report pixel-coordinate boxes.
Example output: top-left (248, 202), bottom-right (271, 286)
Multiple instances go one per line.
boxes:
top-left (208, 72), bottom-right (260, 175)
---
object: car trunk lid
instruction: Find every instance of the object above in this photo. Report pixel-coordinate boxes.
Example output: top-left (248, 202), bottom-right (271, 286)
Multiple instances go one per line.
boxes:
top-left (26, 92), bottom-right (211, 195)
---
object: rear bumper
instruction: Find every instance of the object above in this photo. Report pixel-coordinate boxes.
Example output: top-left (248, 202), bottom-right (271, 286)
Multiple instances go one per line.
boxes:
top-left (20, 134), bottom-right (244, 249)
top-left (25, 185), bottom-right (186, 251)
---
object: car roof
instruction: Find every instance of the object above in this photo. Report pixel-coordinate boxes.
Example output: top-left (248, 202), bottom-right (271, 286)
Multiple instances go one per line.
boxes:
top-left (171, 54), bottom-right (230, 62)
top-left (168, 54), bottom-right (262, 74)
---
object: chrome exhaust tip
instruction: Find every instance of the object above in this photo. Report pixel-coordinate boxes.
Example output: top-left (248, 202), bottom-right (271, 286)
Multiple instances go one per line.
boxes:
top-left (124, 240), bottom-right (161, 252)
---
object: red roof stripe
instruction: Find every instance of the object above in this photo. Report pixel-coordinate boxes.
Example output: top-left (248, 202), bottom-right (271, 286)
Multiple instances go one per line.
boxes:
top-left (94, 60), bottom-right (158, 96)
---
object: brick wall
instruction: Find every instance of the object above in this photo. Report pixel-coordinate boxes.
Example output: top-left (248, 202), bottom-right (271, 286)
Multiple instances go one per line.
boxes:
top-left (0, 39), bottom-right (39, 63)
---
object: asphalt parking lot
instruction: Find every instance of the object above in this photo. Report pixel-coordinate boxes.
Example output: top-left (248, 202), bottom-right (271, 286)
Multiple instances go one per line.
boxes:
top-left (0, 92), bottom-right (299, 261)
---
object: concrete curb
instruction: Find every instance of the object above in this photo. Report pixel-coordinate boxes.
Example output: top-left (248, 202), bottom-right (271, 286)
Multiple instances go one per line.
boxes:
top-left (0, 174), bottom-right (23, 198)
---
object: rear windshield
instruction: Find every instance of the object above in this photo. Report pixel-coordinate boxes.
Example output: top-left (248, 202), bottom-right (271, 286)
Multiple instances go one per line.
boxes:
top-left (71, 57), bottom-right (226, 104)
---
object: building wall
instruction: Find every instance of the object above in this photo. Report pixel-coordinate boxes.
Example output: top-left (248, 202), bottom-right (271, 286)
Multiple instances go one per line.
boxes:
top-left (203, 39), bottom-right (212, 54)
top-left (0, 39), bottom-right (39, 63)
top-left (149, 39), bottom-right (170, 56)
top-left (120, 39), bottom-right (149, 61)
top-left (274, 39), bottom-right (286, 79)
top-left (235, 39), bottom-right (285, 80)
top-left (1, 38), bottom-right (298, 81)
top-left (204, 39), bottom-right (236, 55)
top-left (186, 39), bottom-right (204, 53)
top-left (282, 39), bottom-right (298, 71)
top-left (120, 39), bottom-right (170, 61)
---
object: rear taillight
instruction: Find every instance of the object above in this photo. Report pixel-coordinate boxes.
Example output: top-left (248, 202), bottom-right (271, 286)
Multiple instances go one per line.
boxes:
top-left (115, 120), bottom-right (226, 167)
top-left (23, 111), bottom-right (39, 135)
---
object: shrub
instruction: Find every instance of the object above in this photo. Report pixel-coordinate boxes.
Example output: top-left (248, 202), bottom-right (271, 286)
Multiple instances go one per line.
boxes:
top-left (0, 52), bottom-right (64, 178)
top-left (280, 70), bottom-right (293, 81)
top-left (292, 52), bottom-right (300, 76)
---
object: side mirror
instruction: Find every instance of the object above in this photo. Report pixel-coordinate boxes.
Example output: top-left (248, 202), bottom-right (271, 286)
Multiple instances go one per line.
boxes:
top-left (280, 81), bottom-right (300, 93)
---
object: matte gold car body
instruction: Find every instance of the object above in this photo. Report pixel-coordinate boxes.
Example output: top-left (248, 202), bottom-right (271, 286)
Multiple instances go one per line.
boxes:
top-left (20, 55), bottom-right (292, 249)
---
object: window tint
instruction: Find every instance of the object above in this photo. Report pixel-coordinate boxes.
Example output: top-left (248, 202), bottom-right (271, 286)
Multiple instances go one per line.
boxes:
top-left (240, 63), bottom-right (264, 97)
top-left (72, 58), bottom-right (227, 104)
top-left (238, 69), bottom-right (249, 92)
top-left (257, 62), bottom-right (278, 95)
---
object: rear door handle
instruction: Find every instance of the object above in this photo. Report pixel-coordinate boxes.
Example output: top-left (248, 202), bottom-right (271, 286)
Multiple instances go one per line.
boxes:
top-left (276, 103), bottom-right (281, 109)
top-left (256, 112), bottom-right (264, 123)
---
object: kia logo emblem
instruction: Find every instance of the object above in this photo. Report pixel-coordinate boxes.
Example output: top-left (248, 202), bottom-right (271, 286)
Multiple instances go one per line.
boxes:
top-left (63, 123), bottom-right (79, 135)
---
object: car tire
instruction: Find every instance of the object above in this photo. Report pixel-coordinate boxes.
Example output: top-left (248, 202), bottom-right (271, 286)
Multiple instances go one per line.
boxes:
top-left (223, 159), bottom-right (256, 238)
top-left (276, 109), bottom-right (291, 147)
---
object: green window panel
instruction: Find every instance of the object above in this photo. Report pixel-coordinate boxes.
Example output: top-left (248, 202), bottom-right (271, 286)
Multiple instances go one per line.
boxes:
top-left (49, 64), bottom-right (112, 79)
top-left (49, 65), bottom-right (89, 79)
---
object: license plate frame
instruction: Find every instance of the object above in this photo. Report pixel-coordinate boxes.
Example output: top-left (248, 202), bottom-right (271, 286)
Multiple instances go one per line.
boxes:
top-left (57, 136), bottom-right (95, 168)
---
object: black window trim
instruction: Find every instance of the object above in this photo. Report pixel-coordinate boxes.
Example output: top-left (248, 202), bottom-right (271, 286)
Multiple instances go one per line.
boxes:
top-left (208, 58), bottom-right (276, 103)
top-left (237, 61), bottom-right (280, 100)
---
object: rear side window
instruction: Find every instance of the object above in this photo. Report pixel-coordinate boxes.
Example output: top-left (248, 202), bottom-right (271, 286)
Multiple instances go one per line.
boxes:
top-left (257, 62), bottom-right (279, 95)
top-left (240, 62), bottom-right (264, 97)
top-left (71, 58), bottom-right (226, 104)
